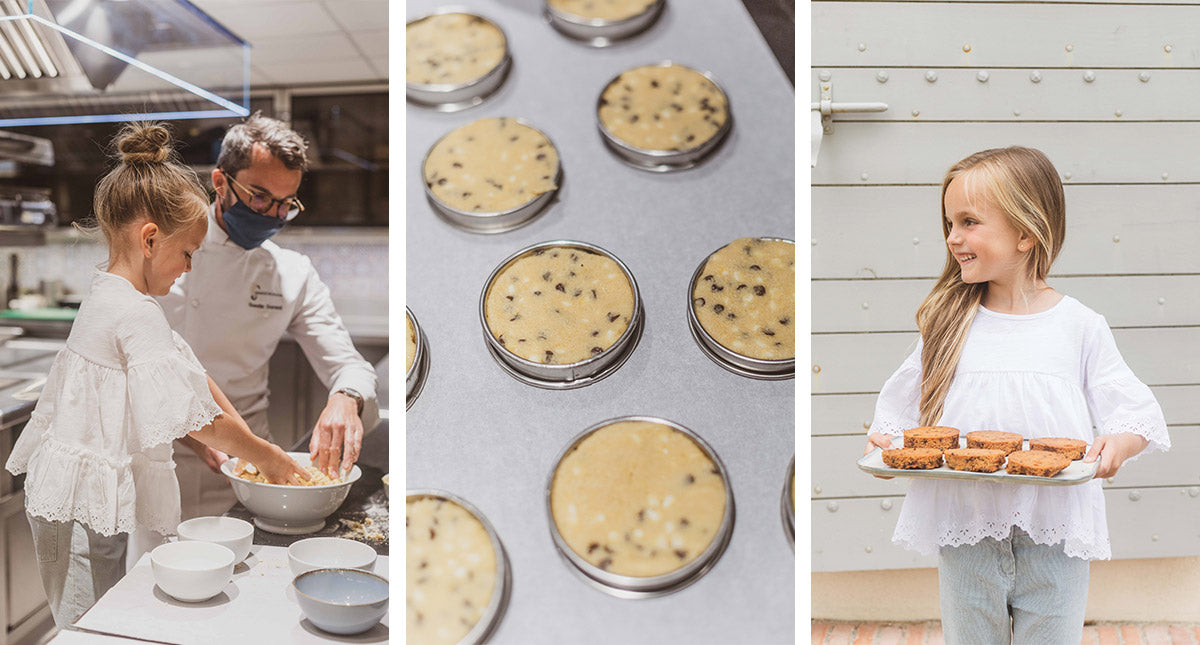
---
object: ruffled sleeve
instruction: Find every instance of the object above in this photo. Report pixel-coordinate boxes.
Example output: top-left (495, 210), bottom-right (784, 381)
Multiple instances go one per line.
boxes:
top-left (869, 337), bottom-right (923, 436)
top-left (1083, 316), bottom-right (1170, 458)
top-left (119, 301), bottom-right (223, 454)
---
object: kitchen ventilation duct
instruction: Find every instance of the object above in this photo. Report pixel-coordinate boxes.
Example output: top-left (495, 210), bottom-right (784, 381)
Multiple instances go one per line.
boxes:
top-left (0, 0), bottom-right (249, 127)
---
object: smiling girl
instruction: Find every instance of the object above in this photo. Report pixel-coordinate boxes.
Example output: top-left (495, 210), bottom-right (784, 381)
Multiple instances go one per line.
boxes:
top-left (5, 123), bottom-right (307, 628)
top-left (863, 146), bottom-right (1170, 643)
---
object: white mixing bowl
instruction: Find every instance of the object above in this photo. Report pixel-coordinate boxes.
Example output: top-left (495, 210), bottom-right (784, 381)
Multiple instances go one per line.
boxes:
top-left (221, 452), bottom-right (361, 535)
top-left (177, 516), bottom-right (254, 562)
top-left (288, 537), bottom-right (377, 577)
top-left (151, 541), bottom-right (235, 602)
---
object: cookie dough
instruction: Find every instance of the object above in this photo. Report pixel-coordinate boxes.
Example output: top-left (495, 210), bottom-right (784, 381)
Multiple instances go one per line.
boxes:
top-left (406, 13), bottom-right (506, 86)
top-left (485, 246), bottom-right (634, 364)
top-left (406, 314), bottom-right (418, 374)
top-left (406, 496), bottom-right (497, 645)
top-left (548, 0), bottom-right (657, 21)
top-left (550, 420), bottom-right (727, 578)
top-left (692, 238), bottom-right (794, 361)
top-left (424, 117), bottom-right (559, 213)
top-left (598, 64), bottom-right (728, 152)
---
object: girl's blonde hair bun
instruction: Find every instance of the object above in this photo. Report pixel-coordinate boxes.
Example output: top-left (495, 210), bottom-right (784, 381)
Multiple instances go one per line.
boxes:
top-left (115, 123), bottom-right (173, 165)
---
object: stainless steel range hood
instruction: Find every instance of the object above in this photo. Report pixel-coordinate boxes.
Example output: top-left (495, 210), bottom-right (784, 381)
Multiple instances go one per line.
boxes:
top-left (0, 0), bottom-right (250, 127)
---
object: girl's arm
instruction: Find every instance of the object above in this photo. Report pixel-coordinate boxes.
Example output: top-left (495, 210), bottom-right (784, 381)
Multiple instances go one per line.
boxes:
top-left (1084, 433), bottom-right (1149, 479)
top-left (189, 376), bottom-right (309, 485)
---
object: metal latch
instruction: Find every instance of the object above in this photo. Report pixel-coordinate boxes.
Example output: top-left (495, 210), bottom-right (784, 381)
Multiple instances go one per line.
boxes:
top-left (810, 79), bottom-right (888, 167)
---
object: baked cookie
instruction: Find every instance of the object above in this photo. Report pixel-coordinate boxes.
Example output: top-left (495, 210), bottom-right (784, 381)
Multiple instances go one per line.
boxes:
top-left (1029, 437), bottom-right (1088, 461)
top-left (598, 64), bottom-right (727, 152)
top-left (406, 13), bottom-right (506, 86)
top-left (1006, 450), bottom-right (1071, 477)
top-left (406, 496), bottom-right (497, 645)
top-left (903, 426), bottom-right (960, 452)
top-left (484, 246), bottom-right (634, 365)
top-left (944, 448), bottom-right (1007, 473)
top-left (692, 238), bottom-right (795, 361)
top-left (965, 430), bottom-right (1024, 455)
top-left (548, 0), bottom-right (656, 21)
top-left (424, 117), bottom-right (559, 214)
top-left (881, 448), bottom-right (943, 470)
top-left (550, 420), bottom-right (727, 578)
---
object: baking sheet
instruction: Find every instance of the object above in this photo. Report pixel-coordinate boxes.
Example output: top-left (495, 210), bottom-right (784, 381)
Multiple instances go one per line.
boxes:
top-left (405, 1), bottom-right (796, 643)
top-left (858, 437), bottom-right (1099, 486)
top-left (74, 546), bottom-right (388, 644)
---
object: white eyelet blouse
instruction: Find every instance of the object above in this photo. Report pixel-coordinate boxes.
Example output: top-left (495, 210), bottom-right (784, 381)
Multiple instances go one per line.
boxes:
top-left (870, 296), bottom-right (1170, 560)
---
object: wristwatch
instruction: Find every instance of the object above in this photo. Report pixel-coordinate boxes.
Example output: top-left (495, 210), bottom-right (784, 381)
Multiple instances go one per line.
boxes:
top-left (334, 387), bottom-right (364, 417)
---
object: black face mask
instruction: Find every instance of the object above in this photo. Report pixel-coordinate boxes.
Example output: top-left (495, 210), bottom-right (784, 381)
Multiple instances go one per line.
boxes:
top-left (220, 193), bottom-right (287, 250)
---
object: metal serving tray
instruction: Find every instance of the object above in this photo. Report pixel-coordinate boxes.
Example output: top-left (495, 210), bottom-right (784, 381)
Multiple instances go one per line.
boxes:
top-left (857, 437), bottom-right (1100, 486)
top-left (406, 1), bottom-right (795, 642)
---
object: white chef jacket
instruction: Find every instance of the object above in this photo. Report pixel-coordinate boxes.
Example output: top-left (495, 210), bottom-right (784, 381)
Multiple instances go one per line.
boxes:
top-left (159, 205), bottom-right (379, 440)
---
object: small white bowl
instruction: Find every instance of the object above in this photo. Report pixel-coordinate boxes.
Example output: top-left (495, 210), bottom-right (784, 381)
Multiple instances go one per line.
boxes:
top-left (288, 537), bottom-right (377, 578)
top-left (177, 516), bottom-right (254, 563)
top-left (293, 568), bottom-right (388, 635)
top-left (220, 452), bottom-right (361, 534)
top-left (150, 541), bottom-right (235, 602)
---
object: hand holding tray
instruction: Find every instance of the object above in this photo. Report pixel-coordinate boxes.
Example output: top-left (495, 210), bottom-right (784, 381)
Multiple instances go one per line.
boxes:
top-left (857, 436), bottom-right (1099, 486)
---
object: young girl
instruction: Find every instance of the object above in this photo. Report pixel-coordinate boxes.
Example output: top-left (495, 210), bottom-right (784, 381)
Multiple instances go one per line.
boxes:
top-left (864, 146), bottom-right (1170, 643)
top-left (5, 123), bottom-right (308, 628)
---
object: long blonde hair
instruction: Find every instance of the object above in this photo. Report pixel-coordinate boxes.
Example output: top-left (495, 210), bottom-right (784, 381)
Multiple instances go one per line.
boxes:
top-left (916, 147), bottom-right (1066, 426)
top-left (91, 122), bottom-right (209, 242)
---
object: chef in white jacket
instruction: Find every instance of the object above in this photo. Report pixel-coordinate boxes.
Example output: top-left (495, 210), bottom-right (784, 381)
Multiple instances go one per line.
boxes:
top-left (158, 113), bottom-right (378, 521)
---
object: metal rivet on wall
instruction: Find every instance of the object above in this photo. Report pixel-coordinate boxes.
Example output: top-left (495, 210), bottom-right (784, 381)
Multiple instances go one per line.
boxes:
top-left (827, 501), bottom-right (839, 512)
top-left (1030, 71), bottom-right (1042, 83)
top-left (1114, 109), bottom-right (1123, 117)
top-left (811, 238), bottom-right (818, 246)
top-left (1013, 109), bottom-right (1021, 117)
top-left (1064, 172), bottom-right (1073, 180)
top-left (860, 173), bottom-right (869, 181)
top-left (863, 422), bottom-right (871, 430)
top-left (1129, 490), bottom-right (1141, 502)
top-left (865, 546), bottom-right (874, 553)
top-left (1164, 44), bottom-right (1173, 53)
top-left (858, 43), bottom-right (867, 52)
top-left (912, 237), bottom-right (920, 245)
top-left (812, 365), bottom-right (821, 374)
top-left (819, 70), bottom-right (832, 82)
top-left (962, 43), bottom-right (972, 53)
top-left (976, 71), bottom-right (989, 83)
top-left (880, 500), bottom-right (893, 511)
top-left (1112, 235), bottom-right (1120, 243)
top-left (1065, 44), bottom-right (1074, 52)
top-left (1083, 71), bottom-right (1096, 83)
top-left (1162, 172), bottom-right (1170, 181)
top-left (911, 109), bottom-right (920, 117)
top-left (876, 71), bottom-right (889, 83)
top-left (1152, 534), bottom-right (1160, 542)
top-left (814, 486), bottom-right (823, 495)
top-left (1189, 487), bottom-right (1200, 497)
top-left (925, 71), bottom-right (938, 83)
top-left (861, 302), bottom-right (870, 310)
top-left (1158, 297), bottom-right (1166, 305)
top-left (1139, 71), bottom-right (1151, 83)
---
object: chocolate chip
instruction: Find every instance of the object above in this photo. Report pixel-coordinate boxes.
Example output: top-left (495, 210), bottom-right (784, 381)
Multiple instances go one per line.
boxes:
top-left (763, 329), bottom-right (775, 336)
top-left (533, 290), bottom-right (542, 296)
top-left (591, 346), bottom-right (603, 355)
top-left (780, 317), bottom-right (790, 325)
top-left (498, 337), bottom-right (506, 346)
top-left (555, 283), bottom-right (566, 292)
top-left (598, 558), bottom-right (613, 571)
top-left (684, 474), bottom-right (695, 484)
top-left (573, 289), bottom-right (582, 297)
top-left (542, 271), bottom-right (551, 281)
top-left (436, 178), bottom-right (447, 185)
top-left (537, 153), bottom-right (546, 160)
top-left (675, 549), bottom-right (687, 559)
top-left (713, 304), bottom-right (724, 314)
top-left (693, 297), bottom-right (706, 307)
top-left (749, 264), bottom-right (761, 271)
top-left (505, 295), bottom-right (514, 301)
top-left (544, 350), bottom-right (554, 361)
top-left (599, 97), bottom-right (608, 106)
top-left (509, 314), bottom-right (521, 322)
top-left (727, 313), bottom-right (737, 320)
top-left (591, 289), bottom-right (598, 299)
top-left (680, 518), bottom-right (690, 527)
top-left (533, 249), bottom-right (545, 255)
top-left (588, 542), bottom-right (599, 554)
top-left (637, 509), bottom-right (645, 522)
top-left (736, 284), bottom-right (747, 291)
top-left (630, 114), bottom-right (639, 123)
top-left (419, 560), bottom-right (428, 569)
top-left (703, 274), bottom-right (714, 281)
top-left (686, 134), bottom-right (695, 142)
top-left (753, 285), bottom-right (766, 296)
top-left (650, 79), bottom-right (659, 88)
top-left (607, 312), bottom-right (620, 322)
top-left (711, 284), bottom-right (724, 292)
top-left (429, 528), bottom-right (436, 539)
top-left (710, 466), bottom-right (720, 474)
top-left (452, 162), bottom-right (463, 168)
top-left (591, 330), bottom-right (599, 336)
top-left (603, 545), bottom-right (614, 554)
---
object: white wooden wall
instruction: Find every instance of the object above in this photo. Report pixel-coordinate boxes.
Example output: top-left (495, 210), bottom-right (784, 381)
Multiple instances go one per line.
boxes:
top-left (811, 1), bottom-right (1200, 572)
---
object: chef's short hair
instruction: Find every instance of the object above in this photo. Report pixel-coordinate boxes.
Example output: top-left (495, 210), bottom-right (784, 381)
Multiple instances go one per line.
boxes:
top-left (217, 112), bottom-right (309, 174)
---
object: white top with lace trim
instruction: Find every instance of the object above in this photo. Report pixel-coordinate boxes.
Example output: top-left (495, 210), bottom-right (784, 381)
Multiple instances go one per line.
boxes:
top-left (5, 269), bottom-right (223, 537)
top-left (870, 295), bottom-right (1170, 560)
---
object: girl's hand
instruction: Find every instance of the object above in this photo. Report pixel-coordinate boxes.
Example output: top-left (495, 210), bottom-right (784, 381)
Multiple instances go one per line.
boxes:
top-left (865, 432), bottom-right (898, 480)
top-left (257, 446), bottom-right (312, 486)
top-left (1084, 433), bottom-right (1149, 480)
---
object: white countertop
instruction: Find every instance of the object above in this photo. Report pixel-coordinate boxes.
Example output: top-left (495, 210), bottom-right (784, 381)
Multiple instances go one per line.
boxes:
top-left (72, 545), bottom-right (389, 644)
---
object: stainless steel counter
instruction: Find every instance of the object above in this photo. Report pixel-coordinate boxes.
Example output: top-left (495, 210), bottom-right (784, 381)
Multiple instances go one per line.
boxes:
top-left (406, 1), bottom-right (796, 643)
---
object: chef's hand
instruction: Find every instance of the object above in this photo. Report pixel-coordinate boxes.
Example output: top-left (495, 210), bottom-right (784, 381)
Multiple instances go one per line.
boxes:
top-left (257, 444), bottom-right (311, 486)
top-left (1084, 433), bottom-right (1149, 480)
top-left (309, 393), bottom-right (363, 478)
top-left (178, 435), bottom-right (229, 474)
top-left (865, 432), bottom-right (897, 480)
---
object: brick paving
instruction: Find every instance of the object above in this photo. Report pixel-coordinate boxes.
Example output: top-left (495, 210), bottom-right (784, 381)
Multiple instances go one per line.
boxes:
top-left (811, 621), bottom-right (1200, 644)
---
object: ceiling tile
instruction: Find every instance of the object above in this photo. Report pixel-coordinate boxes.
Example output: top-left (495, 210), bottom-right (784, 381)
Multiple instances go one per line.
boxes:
top-left (251, 33), bottom-right (360, 64)
top-left (259, 58), bottom-right (381, 85)
top-left (322, 0), bottom-right (388, 32)
top-left (350, 29), bottom-right (387, 59)
top-left (198, 1), bottom-right (339, 42)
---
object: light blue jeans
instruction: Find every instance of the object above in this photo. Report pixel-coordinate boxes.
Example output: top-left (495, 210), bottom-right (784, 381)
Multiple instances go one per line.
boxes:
top-left (27, 513), bottom-right (128, 628)
top-left (938, 526), bottom-right (1089, 645)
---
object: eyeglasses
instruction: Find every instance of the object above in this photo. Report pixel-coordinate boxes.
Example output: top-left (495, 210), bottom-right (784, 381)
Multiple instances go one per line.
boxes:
top-left (220, 169), bottom-right (304, 220)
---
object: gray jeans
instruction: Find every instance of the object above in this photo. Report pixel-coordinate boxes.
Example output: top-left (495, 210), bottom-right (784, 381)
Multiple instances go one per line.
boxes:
top-left (938, 526), bottom-right (1089, 645)
top-left (27, 512), bottom-right (128, 628)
